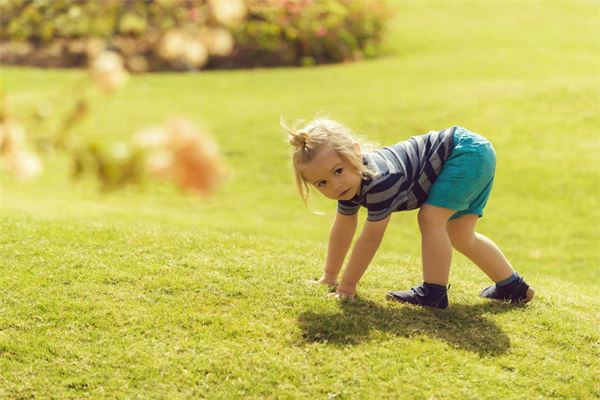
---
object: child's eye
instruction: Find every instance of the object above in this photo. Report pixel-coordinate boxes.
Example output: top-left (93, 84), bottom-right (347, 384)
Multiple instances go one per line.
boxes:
top-left (334, 168), bottom-right (343, 175)
top-left (317, 180), bottom-right (327, 188)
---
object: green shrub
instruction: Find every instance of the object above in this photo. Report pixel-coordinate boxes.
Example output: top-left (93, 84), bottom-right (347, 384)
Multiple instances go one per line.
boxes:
top-left (0, 0), bottom-right (389, 71)
top-left (231, 0), bottom-right (389, 67)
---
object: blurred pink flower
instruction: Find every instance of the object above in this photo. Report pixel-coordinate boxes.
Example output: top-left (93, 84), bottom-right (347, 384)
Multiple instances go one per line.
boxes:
top-left (135, 128), bottom-right (168, 148)
top-left (158, 30), bottom-right (187, 61)
top-left (0, 119), bottom-right (43, 181)
top-left (147, 151), bottom-right (174, 176)
top-left (135, 118), bottom-right (226, 196)
top-left (189, 7), bottom-right (200, 21)
top-left (158, 31), bottom-right (209, 68)
top-left (6, 150), bottom-right (42, 181)
top-left (182, 39), bottom-right (209, 68)
top-left (282, 0), bottom-right (306, 15)
top-left (85, 38), bottom-right (106, 59)
top-left (0, 119), bottom-right (25, 156)
top-left (90, 51), bottom-right (128, 93)
top-left (210, 0), bottom-right (248, 27)
top-left (316, 26), bottom-right (327, 37)
top-left (201, 28), bottom-right (235, 57)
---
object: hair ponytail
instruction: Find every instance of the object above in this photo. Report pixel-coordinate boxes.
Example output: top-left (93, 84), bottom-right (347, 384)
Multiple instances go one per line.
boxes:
top-left (282, 116), bottom-right (309, 149)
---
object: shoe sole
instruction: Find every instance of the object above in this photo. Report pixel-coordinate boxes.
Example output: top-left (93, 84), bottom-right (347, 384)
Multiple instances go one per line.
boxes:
top-left (385, 293), bottom-right (448, 309)
top-left (523, 287), bottom-right (535, 303)
top-left (480, 284), bottom-right (536, 304)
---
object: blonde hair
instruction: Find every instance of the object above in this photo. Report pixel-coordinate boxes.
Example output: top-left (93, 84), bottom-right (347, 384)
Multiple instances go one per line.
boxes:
top-left (281, 116), bottom-right (377, 203)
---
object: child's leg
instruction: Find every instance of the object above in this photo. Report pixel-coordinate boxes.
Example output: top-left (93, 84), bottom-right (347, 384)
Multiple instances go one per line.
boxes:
top-left (446, 214), bottom-right (513, 282)
top-left (418, 204), bottom-right (457, 285)
top-left (386, 204), bottom-right (455, 309)
top-left (447, 214), bottom-right (534, 303)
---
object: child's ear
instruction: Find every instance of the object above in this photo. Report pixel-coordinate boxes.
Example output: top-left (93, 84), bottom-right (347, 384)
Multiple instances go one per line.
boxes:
top-left (353, 143), bottom-right (361, 154)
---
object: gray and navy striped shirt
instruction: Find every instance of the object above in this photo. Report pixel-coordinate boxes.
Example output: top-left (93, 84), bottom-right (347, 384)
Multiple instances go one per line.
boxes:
top-left (337, 126), bottom-right (456, 221)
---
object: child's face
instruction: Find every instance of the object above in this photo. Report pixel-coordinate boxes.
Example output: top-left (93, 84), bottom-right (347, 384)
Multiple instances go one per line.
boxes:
top-left (301, 145), bottom-right (362, 201)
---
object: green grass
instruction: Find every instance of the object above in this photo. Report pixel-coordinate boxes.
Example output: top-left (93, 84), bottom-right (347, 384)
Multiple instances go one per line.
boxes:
top-left (1, 1), bottom-right (599, 398)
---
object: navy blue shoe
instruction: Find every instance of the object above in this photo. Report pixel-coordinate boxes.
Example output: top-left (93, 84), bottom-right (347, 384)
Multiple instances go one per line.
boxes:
top-left (480, 276), bottom-right (535, 304)
top-left (386, 282), bottom-right (450, 309)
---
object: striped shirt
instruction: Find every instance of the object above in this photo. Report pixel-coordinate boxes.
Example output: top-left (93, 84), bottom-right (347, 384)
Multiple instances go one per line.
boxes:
top-left (337, 126), bottom-right (456, 221)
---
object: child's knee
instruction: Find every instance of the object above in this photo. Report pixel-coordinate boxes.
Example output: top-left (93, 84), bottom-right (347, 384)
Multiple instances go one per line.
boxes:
top-left (449, 232), bottom-right (475, 253)
top-left (418, 206), bottom-right (449, 231)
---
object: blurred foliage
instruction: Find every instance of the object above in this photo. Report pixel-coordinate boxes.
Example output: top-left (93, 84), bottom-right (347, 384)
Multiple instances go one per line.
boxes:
top-left (71, 141), bottom-right (147, 191)
top-left (236, 0), bottom-right (389, 67)
top-left (0, 48), bottom-right (226, 194)
top-left (0, 0), bottom-right (389, 71)
top-left (0, 0), bottom-right (388, 190)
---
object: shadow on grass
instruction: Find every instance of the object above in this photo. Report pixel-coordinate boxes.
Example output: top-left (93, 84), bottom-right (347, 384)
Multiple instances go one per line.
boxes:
top-left (298, 298), bottom-right (522, 356)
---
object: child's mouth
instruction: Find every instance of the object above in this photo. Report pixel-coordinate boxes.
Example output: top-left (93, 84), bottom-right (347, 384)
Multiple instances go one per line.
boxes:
top-left (339, 188), bottom-right (349, 198)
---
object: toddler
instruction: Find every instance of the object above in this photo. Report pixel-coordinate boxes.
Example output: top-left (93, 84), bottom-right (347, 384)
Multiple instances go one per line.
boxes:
top-left (283, 117), bottom-right (534, 309)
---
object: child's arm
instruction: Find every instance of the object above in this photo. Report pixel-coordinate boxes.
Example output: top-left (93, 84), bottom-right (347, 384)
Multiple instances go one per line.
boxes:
top-left (320, 212), bottom-right (358, 285)
top-left (335, 215), bottom-right (391, 298)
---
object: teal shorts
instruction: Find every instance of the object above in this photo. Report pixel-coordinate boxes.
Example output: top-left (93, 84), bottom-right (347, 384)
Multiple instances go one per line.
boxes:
top-left (425, 127), bottom-right (496, 220)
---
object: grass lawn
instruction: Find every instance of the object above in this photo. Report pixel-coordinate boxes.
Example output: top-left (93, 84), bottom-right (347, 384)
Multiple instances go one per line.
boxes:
top-left (1, 1), bottom-right (599, 398)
